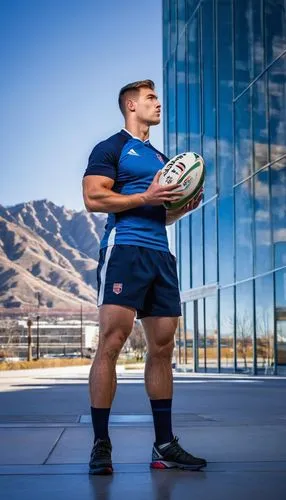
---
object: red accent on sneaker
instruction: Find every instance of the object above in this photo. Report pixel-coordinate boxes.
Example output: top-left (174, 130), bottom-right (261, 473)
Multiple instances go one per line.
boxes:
top-left (151, 462), bottom-right (167, 469)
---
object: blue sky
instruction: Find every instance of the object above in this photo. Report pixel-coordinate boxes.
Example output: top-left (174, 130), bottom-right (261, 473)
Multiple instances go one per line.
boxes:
top-left (0, 0), bottom-right (163, 211)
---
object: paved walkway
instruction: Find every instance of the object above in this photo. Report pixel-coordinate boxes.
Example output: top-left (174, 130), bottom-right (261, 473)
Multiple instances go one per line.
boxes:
top-left (0, 366), bottom-right (286, 499)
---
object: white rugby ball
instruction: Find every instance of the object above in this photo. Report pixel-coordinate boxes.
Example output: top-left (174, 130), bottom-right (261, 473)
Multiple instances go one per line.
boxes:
top-left (159, 151), bottom-right (205, 210)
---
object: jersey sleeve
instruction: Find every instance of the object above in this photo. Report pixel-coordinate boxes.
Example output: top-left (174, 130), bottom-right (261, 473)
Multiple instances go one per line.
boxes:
top-left (83, 140), bottom-right (117, 180)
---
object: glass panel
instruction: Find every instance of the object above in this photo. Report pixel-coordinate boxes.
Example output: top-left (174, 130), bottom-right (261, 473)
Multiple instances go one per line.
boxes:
top-left (176, 32), bottom-right (188, 154)
top-left (187, 0), bottom-right (200, 21)
top-left (187, 14), bottom-right (201, 154)
top-left (255, 274), bottom-right (274, 374)
top-left (234, 0), bottom-right (253, 96)
top-left (201, 0), bottom-right (216, 200)
top-left (220, 287), bottom-right (234, 371)
top-left (192, 209), bottom-right (203, 288)
top-left (253, 76), bottom-right (269, 170)
top-left (234, 91), bottom-right (252, 183)
top-left (252, 0), bottom-right (264, 77)
top-left (178, 0), bottom-right (186, 36)
top-left (268, 54), bottom-right (286, 163)
top-left (180, 215), bottom-right (191, 291)
top-left (163, 0), bottom-right (171, 64)
top-left (197, 298), bottom-right (205, 371)
top-left (235, 180), bottom-right (254, 281)
top-left (236, 280), bottom-right (254, 374)
top-left (254, 168), bottom-right (272, 274)
top-left (185, 301), bottom-right (194, 370)
top-left (271, 157), bottom-right (286, 268)
top-left (275, 269), bottom-right (286, 375)
top-left (168, 56), bottom-right (176, 158)
top-left (265, 0), bottom-right (286, 66)
top-left (218, 195), bottom-right (234, 286)
top-left (217, 0), bottom-right (233, 195)
top-left (170, 0), bottom-right (178, 54)
top-left (204, 199), bottom-right (217, 285)
top-left (205, 294), bottom-right (218, 372)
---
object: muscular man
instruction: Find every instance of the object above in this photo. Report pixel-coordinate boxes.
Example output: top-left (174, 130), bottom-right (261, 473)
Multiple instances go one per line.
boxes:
top-left (82, 79), bottom-right (206, 475)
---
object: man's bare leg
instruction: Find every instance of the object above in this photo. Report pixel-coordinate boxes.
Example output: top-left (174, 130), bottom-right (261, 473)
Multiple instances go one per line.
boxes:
top-left (89, 304), bottom-right (135, 408)
top-left (142, 316), bottom-right (177, 400)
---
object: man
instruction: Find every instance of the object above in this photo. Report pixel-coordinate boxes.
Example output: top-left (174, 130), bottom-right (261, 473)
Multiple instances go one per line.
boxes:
top-left (82, 79), bottom-right (206, 475)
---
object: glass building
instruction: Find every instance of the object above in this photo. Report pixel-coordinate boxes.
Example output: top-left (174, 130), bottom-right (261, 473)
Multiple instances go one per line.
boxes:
top-left (163, 0), bottom-right (286, 375)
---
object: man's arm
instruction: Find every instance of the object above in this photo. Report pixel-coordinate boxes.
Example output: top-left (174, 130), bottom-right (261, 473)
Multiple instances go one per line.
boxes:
top-left (82, 172), bottom-right (182, 213)
top-left (165, 188), bottom-right (204, 225)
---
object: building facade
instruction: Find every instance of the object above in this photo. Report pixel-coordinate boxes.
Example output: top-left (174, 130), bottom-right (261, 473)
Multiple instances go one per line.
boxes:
top-left (163, 0), bottom-right (286, 374)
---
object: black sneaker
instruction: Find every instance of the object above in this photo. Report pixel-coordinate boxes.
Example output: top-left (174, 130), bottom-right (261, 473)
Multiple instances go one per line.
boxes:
top-left (150, 436), bottom-right (207, 471)
top-left (89, 437), bottom-right (113, 475)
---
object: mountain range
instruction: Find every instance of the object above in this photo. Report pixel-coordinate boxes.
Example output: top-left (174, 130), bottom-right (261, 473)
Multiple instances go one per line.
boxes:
top-left (0, 200), bottom-right (106, 309)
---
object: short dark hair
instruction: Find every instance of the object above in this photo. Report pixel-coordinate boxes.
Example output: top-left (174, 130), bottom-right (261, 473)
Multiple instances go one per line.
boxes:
top-left (118, 79), bottom-right (155, 115)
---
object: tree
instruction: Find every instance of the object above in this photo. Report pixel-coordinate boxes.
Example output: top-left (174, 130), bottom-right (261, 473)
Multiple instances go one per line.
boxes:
top-left (129, 320), bottom-right (146, 361)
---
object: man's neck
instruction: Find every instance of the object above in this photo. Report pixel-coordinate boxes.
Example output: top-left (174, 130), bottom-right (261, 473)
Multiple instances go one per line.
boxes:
top-left (123, 123), bottom-right (150, 142)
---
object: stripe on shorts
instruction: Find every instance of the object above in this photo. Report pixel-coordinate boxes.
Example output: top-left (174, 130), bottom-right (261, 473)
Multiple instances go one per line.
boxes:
top-left (98, 228), bottom-right (116, 306)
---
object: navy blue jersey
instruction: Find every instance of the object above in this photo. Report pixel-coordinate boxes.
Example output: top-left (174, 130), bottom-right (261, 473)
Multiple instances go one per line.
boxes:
top-left (83, 129), bottom-right (170, 252)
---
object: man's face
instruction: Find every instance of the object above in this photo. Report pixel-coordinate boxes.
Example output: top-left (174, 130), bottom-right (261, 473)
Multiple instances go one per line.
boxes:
top-left (132, 87), bottom-right (161, 125)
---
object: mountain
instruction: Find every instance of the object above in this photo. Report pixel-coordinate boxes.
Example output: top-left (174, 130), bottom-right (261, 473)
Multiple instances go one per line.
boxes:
top-left (0, 201), bottom-right (106, 309)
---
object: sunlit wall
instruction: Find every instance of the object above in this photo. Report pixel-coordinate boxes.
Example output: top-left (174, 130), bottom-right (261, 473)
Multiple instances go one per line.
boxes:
top-left (163, 0), bottom-right (286, 374)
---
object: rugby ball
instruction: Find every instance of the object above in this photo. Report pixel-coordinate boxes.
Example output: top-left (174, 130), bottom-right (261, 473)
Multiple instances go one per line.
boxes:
top-left (159, 152), bottom-right (205, 210)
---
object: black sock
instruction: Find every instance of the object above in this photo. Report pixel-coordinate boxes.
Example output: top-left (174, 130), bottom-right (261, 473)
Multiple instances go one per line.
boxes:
top-left (91, 407), bottom-right (110, 442)
top-left (150, 399), bottom-right (174, 446)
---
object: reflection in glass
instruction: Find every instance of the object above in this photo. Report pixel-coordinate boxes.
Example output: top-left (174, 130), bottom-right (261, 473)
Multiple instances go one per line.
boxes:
top-left (220, 287), bottom-right (234, 371)
top-left (178, 0), bottom-right (186, 36)
top-left (176, 33), bottom-right (187, 153)
top-left (271, 158), bottom-right (286, 268)
top-left (234, 0), bottom-right (252, 96)
top-left (187, 14), bottom-right (201, 154)
top-left (268, 55), bottom-right (286, 163)
top-left (236, 281), bottom-right (254, 373)
top-left (204, 200), bottom-right (217, 285)
top-left (179, 216), bottom-right (191, 291)
top-left (170, 0), bottom-right (178, 53)
top-left (217, 0), bottom-right (233, 196)
top-left (205, 295), bottom-right (218, 372)
top-left (265, 0), bottom-right (286, 66)
top-left (255, 275), bottom-right (274, 374)
top-left (254, 168), bottom-right (272, 275)
top-left (185, 301), bottom-right (194, 370)
top-left (235, 180), bottom-right (254, 281)
top-left (275, 269), bottom-right (286, 375)
top-left (192, 209), bottom-right (203, 288)
top-left (253, 77), bottom-right (269, 170)
top-left (197, 299), bottom-right (205, 371)
top-left (252, 0), bottom-right (264, 77)
top-left (168, 56), bottom-right (176, 158)
top-left (201, 0), bottom-right (216, 200)
top-left (218, 195), bottom-right (234, 286)
top-left (235, 91), bottom-right (252, 183)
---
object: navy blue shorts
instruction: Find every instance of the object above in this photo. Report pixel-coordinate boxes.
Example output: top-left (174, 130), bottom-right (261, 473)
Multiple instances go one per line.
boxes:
top-left (97, 245), bottom-right (181, 318)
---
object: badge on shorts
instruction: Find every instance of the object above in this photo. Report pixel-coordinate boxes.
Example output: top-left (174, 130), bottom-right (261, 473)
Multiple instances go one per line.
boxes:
top-left (113, 283), bottom-right (123, 295)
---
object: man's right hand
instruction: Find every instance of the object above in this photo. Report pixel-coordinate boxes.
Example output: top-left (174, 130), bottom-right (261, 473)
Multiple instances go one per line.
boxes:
top-left (142, 170), bottom-right (183, 206)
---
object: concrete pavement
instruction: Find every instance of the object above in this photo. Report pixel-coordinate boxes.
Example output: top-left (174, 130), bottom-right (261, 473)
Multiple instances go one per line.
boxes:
top-left (0, 366), bottom-right (286, 499)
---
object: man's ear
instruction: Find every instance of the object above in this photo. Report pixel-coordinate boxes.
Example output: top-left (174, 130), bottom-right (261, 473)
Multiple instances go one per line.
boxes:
top-left (126, 98), bottom-right (136, 112)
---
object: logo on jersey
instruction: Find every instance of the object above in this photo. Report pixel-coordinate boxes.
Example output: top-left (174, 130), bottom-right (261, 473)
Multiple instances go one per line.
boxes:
top-left (156, 153), bottom-right (165, 164)
top-left (127, 149), bottom-right (139, 156)
top-left (113, 283), bottom-right (123, 294)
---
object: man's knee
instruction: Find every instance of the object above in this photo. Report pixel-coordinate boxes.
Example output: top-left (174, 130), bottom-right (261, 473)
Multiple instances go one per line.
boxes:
top-left (148, 338), bottom-right (175, 358)
top-left (98, 327), bottom-right (130, 360)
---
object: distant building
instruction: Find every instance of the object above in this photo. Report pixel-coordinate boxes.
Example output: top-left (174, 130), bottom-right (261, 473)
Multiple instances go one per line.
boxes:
top-left (0, 319), bottom-right (99, 359)
top-left (163, 0), bottom-right (286, 375)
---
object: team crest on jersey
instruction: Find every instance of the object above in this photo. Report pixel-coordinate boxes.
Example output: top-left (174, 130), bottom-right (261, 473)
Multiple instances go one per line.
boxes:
top-left (156, 153), bottom-right (165, 164)
top-left (113, 283), bottom-right (123, 294)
